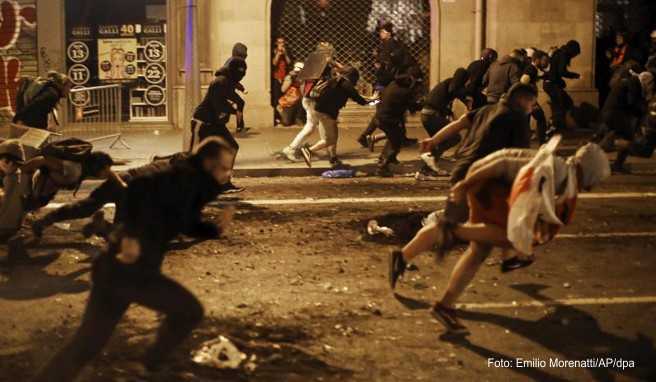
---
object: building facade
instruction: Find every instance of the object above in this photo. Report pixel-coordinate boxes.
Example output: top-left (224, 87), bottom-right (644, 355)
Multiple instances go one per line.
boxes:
top-left (0, 0), bottom-right (597, 131)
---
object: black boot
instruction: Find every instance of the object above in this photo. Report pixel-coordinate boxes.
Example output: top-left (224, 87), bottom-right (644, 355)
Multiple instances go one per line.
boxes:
top-left (388, 250), bottom-right (407, 289)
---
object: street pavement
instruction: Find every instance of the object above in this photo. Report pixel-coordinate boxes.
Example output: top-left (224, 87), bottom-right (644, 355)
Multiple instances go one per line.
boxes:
top-left (1, 172), bottom-right (656, 381)
top-left (69, 125), bottom-right (656, 177)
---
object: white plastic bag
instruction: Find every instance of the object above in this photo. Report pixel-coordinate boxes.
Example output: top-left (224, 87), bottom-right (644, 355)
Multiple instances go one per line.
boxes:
top-left (507, 136), bottom-right (563, 254)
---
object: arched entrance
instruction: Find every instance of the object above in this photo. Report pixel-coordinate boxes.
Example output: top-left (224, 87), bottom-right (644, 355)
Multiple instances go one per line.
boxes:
top-left (269, 0), bottom-right (438, 94)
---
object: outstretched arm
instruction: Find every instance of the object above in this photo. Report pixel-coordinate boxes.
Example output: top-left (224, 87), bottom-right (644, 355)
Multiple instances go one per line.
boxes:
top-left (420, 113), bottom-right (471, 153)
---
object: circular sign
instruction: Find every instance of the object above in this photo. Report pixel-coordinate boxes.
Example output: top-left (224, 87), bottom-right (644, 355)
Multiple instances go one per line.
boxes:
top-left (144, 62), bottom-right (166, 84)
top-left (125, 64), bottom-right (136, 76)
top-left (67, 41), bottom-right (90, 63)
top-left (100, 60), bottom-right (112, 73)
top-left (125, 51), bottom-right (136, 62)
top-left (144, 40), bottom-right (165, 62)
top-left (69, 85), bottom-right (90, 107)
top-left (144, 85), bottom-right (166, 106)
top-left (68, 64), bottom-right (91, 85)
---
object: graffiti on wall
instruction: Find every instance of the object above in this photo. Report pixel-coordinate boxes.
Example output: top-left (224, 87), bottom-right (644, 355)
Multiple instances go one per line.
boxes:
top-left (0, 0), bottom-right (37, 116)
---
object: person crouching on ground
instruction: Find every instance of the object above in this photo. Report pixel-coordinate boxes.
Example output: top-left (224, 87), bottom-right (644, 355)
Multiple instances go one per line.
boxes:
top-left (388, 138), bottom-right (610, 333)
top-left (32, 137), bottom-right (237, 382)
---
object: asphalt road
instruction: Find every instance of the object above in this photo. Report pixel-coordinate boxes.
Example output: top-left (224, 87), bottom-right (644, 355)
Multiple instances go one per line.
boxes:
top-left (1, 174), bottom-right (656, 382)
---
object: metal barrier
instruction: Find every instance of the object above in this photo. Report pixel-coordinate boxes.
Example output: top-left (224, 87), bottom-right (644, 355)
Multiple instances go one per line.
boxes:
top-left (66, 84), bottom-right (123, 125)
top-left (272, 0), bottom-right (431, 94)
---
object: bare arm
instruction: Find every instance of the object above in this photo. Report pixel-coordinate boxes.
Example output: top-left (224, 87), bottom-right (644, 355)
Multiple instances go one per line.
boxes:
top-left (420, 114), bottom-right (471, 153)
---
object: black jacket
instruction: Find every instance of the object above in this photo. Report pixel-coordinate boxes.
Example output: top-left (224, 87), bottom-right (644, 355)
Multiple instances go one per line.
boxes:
top-left (13, 83), bottom-right (62, 129)
top-left (451, 100), bottom-right (531, 184)
top-left (376, 77), bottom-right (422, 123)
top-left (121, 157), bottom-right (224, 273)
top-left (424, 69), bottom-right (469, 114)
top-left (483, 55), bottom-right (523, 102)
top-left (315, 77), bottom-right (368, 119)
top-left (545, 45), bottom-right (580, 88)
top-left (193, 74), bottom-right (244, 125)
top-left (602, 75), bottom-right (645, 118)
top-left (465, 59), bottom-right (491, 95)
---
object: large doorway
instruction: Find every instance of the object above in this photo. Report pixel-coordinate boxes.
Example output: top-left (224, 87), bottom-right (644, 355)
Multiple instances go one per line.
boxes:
top-left (271, 0), bottom-right (432, 95)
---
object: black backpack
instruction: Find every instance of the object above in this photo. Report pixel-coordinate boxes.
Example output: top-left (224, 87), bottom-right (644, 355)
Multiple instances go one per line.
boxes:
top-left (41, 138), bottom-right (92, 162)
top-left (15, 76), bottom-right (49, 113)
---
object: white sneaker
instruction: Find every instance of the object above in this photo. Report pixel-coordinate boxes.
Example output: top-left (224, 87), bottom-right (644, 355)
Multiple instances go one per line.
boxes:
top-left (420, 152), bottom-right (440, 173)
top-left (282, 146), bottom-right (299, 162)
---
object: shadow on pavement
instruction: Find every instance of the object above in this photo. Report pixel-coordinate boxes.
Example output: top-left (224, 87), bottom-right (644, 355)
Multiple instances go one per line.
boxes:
top-left (0, 253), bottom-right (90, 300)
top-left (454, 283), bottom-right (656, 381)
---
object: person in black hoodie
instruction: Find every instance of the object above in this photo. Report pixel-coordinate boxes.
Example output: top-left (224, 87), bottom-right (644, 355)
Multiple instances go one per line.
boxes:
top-left (543, 40), bottom-right (581, 132)
top-left (465, 48), bottom-right (498, 109)
top-left (594, 71), bottom-right (651, 172)
top-left (483, 49), bottom-right (525, 104)
top-left (417, 68), bottom-right (470, 179)
top-left (374, 67), bottom-right (424, 177)
top-left (192, 58), bottom-right (246, 192)
top-left (521, 49), bottom-right (550, 143)
top-left (13, 71), bottom-right (72, 130)
top-left (30, 153), bottom-right (191, 239)
top-left (32, 137), bottom-right (236, 382)
top-left (299, 67), bottom-right (371, 168)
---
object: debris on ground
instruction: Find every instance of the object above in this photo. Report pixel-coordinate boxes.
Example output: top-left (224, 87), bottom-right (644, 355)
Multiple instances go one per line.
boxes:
top-left (367, 220), bottom-right (394, 237)
top-left (191, 335), bottom-right (256, 371)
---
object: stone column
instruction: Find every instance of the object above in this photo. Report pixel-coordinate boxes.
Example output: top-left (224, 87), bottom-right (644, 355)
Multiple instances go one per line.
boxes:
top-left (209, 0), bottom-right (272, 129)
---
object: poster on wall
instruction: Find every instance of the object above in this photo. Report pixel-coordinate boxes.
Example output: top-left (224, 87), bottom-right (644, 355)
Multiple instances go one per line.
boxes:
top-left (97, 38), bottom-right (138, 81)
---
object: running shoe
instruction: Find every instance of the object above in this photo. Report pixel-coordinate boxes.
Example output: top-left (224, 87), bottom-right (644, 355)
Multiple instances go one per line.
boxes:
top-left (431, 303), bottom-right (469, 334)
top-left (501, 256), bottom-right (535, 273)
top-left (300, 145), bottom-right (312, 168)
top-left (282, 146), bottom-right (300, 162)
top-left (223, 181), bottom-right (246, 194)
top-left (420, 152), bottom-right (440, 173)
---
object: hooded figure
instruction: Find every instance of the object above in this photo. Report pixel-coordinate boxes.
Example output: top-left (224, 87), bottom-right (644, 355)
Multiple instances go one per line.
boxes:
top-left (465, 48), bottom-right (498, 108)
top-left (192, 57), bottom-right (247, 152)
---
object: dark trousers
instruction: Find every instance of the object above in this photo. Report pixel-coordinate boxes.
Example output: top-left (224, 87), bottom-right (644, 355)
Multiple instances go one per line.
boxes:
top-left (190, 120), bottom-right (239, 152)
top-left (544, 81), bottom-right (573, 131)
top-left (421, 112), bottom-right (461, 160)
top-left (531, 103), bottom-right (548, 144)
top-left (32, 250), bottom-right (204, 382)
top-left (359, 115), bottom-right (408, 141)
top-left (378, 118), bottom-right (405, 166)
